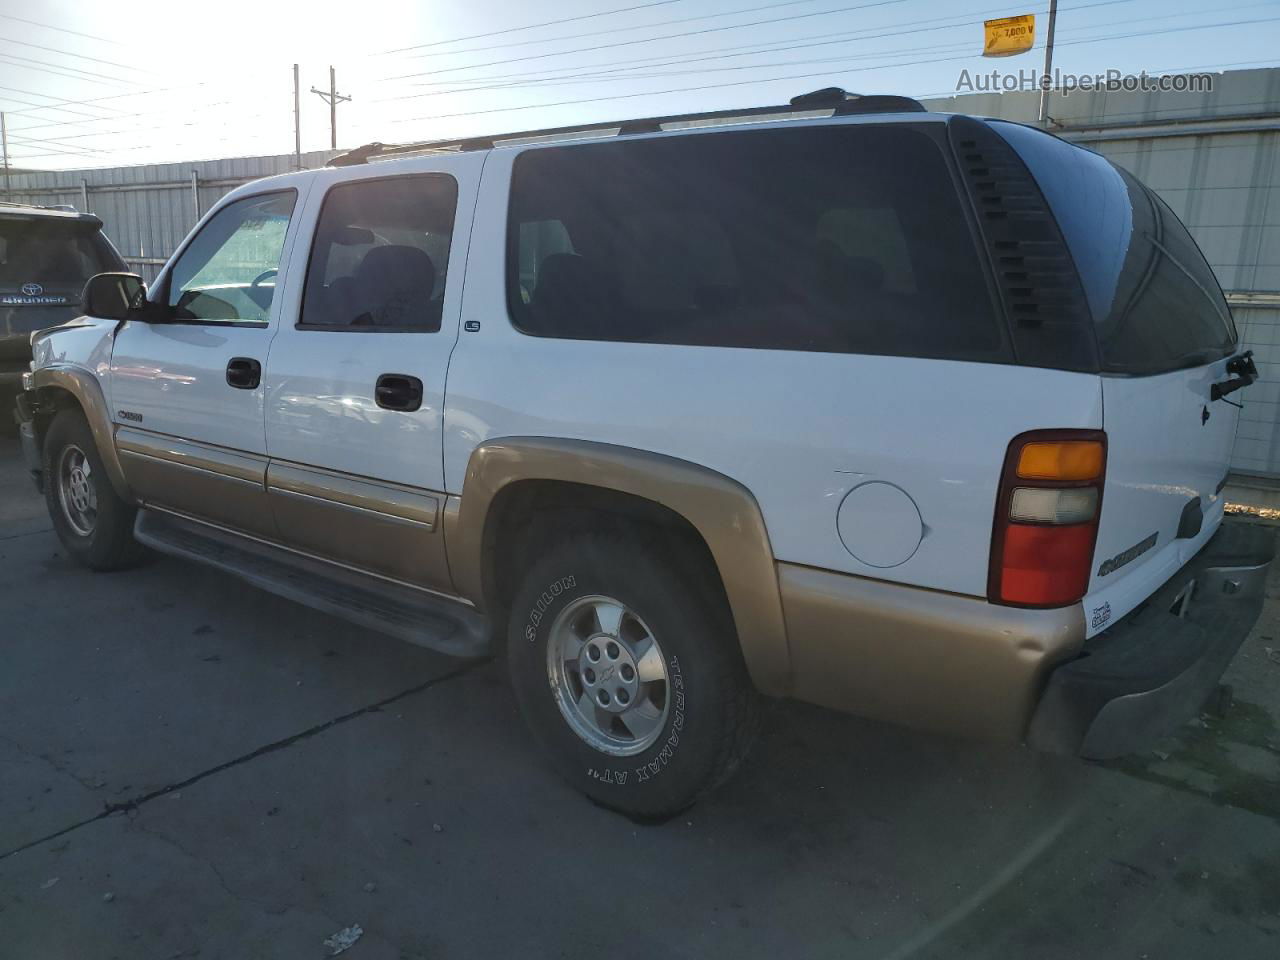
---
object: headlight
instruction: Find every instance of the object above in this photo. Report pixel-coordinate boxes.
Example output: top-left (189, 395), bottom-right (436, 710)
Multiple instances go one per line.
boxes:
top-left (21, 371), bottom-right (34, 392)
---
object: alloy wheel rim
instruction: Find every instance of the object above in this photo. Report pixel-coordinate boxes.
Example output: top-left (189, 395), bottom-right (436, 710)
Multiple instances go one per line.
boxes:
top-left (546, 594), bottom-right (670, 756)
top-left (57, 444), bottom-right (98, 537)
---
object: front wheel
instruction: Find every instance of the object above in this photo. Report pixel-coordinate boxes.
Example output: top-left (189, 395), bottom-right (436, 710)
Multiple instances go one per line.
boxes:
top-left (42, 408), bottom-right (146, 570)
top-left (507, 527), bottom-right (761, 819)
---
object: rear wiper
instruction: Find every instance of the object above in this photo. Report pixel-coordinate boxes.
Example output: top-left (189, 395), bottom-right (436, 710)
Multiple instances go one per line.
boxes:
top-left (1211, 350), bottom-right (1257, 402)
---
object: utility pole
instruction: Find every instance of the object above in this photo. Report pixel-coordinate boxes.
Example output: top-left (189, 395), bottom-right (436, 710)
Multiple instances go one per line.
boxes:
top-left (1, 112), bottom-right (10, 198)
top-left (1037, 0), bottom-right (1059, 125)
top-left (293, 64), bottom-right (301, 170)
top-left (311, 66), bottom-right (351, 150)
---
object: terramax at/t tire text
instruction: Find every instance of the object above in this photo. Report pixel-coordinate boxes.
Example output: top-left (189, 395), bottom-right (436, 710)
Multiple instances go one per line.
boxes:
top-left (507, 526), bottom-right (761, 819)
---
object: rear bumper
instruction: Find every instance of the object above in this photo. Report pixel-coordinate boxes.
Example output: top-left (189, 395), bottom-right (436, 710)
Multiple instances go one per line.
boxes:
top-left (1027, 522), bottom-right (1274, 759)
top-left (779, 562), bottom-right (1086, 742)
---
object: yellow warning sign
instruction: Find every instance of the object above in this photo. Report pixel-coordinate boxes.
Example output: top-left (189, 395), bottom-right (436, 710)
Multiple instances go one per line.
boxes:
top-left (984, 14), bottom-right (1036, 57)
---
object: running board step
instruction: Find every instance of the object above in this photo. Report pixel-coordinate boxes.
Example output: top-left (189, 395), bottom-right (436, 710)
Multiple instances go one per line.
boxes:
top-left (134, 508), bottom-right (491, 658)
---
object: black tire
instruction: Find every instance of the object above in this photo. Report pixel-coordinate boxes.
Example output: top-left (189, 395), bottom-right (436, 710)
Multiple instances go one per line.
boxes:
top-left (42, 408), bottom-right (146, 571)
top-left (507, 525), bottom-right (761, 819)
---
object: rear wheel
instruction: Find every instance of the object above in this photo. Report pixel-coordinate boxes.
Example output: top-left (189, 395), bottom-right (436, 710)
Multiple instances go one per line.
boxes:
top-left (43, 409), bottom-right (145, 570)
top-left (507, 526), bottom-right (761, 819)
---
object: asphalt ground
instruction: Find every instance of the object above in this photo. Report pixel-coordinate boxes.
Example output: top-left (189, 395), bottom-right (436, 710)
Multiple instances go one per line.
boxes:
top-left (1, 431), bottom-right (1278, 959)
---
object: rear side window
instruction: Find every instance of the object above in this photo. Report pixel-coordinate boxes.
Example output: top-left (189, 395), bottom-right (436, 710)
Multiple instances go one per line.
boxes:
top-left (300, 175), bottom-right (458, 331)
top-left (507, 125), bottom-right (1006, 361)
top-left (0, 219), bottom-right (121, 285)
top-left (992, 121), bottom-right (1236, 374)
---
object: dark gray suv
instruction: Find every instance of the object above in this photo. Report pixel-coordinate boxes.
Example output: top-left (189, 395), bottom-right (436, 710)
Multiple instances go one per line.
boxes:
top-left (1, 202), bottom-right (126, 408)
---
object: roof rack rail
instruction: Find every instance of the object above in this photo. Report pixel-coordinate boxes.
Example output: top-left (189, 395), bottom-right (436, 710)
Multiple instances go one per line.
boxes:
top-left (327, 87), bottom-right (925, 166)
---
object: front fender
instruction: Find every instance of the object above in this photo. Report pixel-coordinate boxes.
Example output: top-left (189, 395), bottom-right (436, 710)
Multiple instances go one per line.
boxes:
top-left (446, 437), bottom-right (791, 696)
top-left (31, 365), bottom-right (132, 501)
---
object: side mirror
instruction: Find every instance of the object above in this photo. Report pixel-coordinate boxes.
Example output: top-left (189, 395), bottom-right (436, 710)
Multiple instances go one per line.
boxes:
top-left (82, 272), bottom-right (147, 321)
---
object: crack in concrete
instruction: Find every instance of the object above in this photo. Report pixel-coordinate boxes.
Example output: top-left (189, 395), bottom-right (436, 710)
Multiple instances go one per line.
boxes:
top-left (0, 659), bottom-right (485, 862)
top-left (0, 526), bottom-right (52, 542)
top-left (129, 817), bottom-right (294, 919)
top-left (126, 818), bottom-right (409, 957)
top-left (0, 732), bottom-right (108, 793)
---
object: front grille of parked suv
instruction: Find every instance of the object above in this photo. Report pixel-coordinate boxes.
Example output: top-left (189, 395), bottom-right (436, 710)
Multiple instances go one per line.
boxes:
top-left (948, 115), bottom-right (1098, 373)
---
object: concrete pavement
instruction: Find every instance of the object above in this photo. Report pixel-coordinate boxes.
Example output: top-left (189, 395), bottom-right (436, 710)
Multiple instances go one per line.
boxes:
top-left (2, 433), bottom-right (1278, 959)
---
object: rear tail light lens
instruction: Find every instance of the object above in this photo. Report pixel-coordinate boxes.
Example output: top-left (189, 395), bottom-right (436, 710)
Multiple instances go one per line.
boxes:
top-left (1009, 487), bottom-right (1098, 524)
top-left (1016, 441), bottom-right (1105, 481)
top-left (989, 431), bottom-right (1106, 608)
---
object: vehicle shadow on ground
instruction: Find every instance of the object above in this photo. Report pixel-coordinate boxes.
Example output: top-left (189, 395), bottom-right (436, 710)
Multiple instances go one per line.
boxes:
top-left (2, 431), bottom-right (1278, 958)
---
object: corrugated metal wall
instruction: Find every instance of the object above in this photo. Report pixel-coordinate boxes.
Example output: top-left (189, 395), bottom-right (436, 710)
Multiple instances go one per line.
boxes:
top-left (927, 67), bottom-right (1280, 477)
top-left (1, 150), bottom-right (339, 283)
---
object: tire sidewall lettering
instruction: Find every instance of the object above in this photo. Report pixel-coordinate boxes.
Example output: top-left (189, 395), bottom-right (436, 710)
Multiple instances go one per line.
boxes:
top-left (588, 654), bottom-right (686, 786)
top-left (524, 575), bottom-right (576, 641)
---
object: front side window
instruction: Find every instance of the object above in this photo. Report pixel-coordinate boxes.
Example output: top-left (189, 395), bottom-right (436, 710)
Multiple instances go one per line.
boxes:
top-left (506, 125), bottom-right (1006, 361)
top-left (300, 175), bottom-right (458, 331)
top-left (168, 192), bottom-right (296, 324)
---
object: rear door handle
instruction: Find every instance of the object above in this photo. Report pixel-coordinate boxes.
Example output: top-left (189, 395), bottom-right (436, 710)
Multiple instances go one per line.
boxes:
top-left (226, 357), bottom-right (261, 390)
top-left (375, 373), bottom-right (423, 411)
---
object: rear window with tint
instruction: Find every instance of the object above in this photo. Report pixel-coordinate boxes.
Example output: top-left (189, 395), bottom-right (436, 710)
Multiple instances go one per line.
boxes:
top-left (992, 121), bottom-right (1236, 375)
top-left (0, 219), bottom-right (121, 285)
top-left (1095, 169), bottom-right (1236, 373)
top-left (507, 125), bottom-right (1007, 361)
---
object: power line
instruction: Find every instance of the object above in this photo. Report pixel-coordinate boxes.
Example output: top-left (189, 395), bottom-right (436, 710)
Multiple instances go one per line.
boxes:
top-left (381, 0), bottom-right (684, 55)
top-left (5, 71), bottom-right (285, 129)
top-left (381, 0), bottom-right (915, 82)
top-left (0, 36), bottom-right (155, 75)
top-left (394, 39), bottom-right (977, 102)
top-left (11, 102), bottom-right (289, 148)
top-left (430, 0), bottom-right (1272, 95)
top-left (8, 111), bottom-right (301, 164)
top-left (370, 0), bottom-right (1142, 102)
top-left (12, 101), bottom-right (246, 141)
top-left (0, 51), bottom-right (144, 87)
top-left (386, 11), bottom-right (1280, 127)
top-left (0, 83), bottom-right (126, 121)
top-left (0, 13), bottom-right (125, 46)
top-left (388, 1), bottom-right (1019, 91)
top-left (397, 0), bottom-right (837, 60)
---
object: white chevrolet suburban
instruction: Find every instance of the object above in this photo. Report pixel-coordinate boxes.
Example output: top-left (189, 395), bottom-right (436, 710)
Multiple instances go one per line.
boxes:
top-left (14, 89), bottom-right (1274, 818)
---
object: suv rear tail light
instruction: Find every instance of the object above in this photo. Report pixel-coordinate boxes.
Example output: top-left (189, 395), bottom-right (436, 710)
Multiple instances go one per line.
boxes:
top-left (989, 430), bottom-right (1106, 608)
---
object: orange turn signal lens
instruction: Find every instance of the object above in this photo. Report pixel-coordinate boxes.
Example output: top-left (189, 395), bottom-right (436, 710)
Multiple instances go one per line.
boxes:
top-left (1016, 441), bottom-right (1104, 482)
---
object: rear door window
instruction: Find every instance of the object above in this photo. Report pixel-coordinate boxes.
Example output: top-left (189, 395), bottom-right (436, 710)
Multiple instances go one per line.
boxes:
top-left (300, 174), bottom-right (458, 331)
top-left (506, 125), bottom-right (1007, 361)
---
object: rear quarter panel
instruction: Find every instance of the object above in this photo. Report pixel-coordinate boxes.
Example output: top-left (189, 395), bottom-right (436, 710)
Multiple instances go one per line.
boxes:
top-left (444, 145), bottom-right (1105, 598)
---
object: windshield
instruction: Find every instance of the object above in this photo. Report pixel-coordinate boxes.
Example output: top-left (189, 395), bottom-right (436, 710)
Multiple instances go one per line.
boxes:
top-left (0, 219), bottom-right (121, 286)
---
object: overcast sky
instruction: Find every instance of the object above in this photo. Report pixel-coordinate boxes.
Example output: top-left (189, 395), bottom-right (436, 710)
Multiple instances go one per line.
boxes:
top-left (1, 0), bottom-right (1278, 170)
